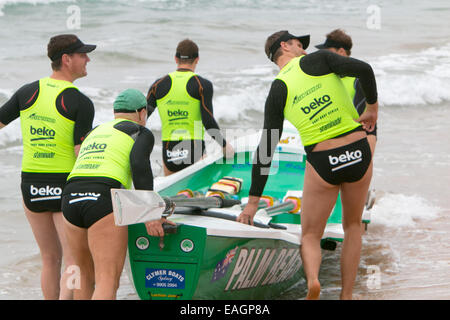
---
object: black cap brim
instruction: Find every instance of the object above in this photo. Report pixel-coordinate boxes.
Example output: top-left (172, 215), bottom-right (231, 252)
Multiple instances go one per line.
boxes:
top-left (267, 32), bottom-right (310, 61)
top-left (74, 44), bottom-right (96, 54)
top-left (315, 43), bottom-right (327, 49)
top-left (294, 35), bottom-right (310, 50)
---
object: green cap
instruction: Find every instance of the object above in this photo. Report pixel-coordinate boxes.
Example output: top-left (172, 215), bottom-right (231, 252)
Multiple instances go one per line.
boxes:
top-left (113, 89), bottom-right (147, 111)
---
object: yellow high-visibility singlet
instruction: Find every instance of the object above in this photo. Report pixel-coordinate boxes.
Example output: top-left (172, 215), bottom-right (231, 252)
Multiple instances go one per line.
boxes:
top-left (276, 56), bottom-right (361, 147)
top-left (20, 77), bottom-right (76, 173)
top-left (68, 119), bottom-right (136, 189)
top-left (157, 71), bottom-right (204, 141)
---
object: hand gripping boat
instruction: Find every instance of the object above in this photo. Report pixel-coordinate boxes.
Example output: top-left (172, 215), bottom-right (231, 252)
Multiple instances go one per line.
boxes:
top-left (111, 122), bottom-right (372, 300)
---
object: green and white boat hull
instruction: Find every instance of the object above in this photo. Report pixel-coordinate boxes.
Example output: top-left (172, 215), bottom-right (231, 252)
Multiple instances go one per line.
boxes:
top-left (124, 123), bottom-right (371, 300)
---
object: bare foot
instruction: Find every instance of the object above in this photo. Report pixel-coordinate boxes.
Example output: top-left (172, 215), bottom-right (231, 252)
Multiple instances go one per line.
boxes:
top-left (306, 279), bottom-right (320, 300)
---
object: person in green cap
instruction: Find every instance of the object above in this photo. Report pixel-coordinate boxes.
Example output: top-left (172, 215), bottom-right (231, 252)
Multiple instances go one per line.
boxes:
top-left (61, 88), bottom-right (169, 300)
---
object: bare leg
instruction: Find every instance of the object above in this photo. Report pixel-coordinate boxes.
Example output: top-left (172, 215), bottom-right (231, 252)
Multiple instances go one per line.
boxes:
top-left (63, 217), bottom-right (95, 300)
top-left (88, 213), bottom-right (128, 300)
top-left (53, 212), bottom-right (76, 300)
top-left (23, 204), bottom-right (62, 300)
top-left (163, 163), bottom-right (175, 176)
top-left (301, 162), bottom-right (340, 300)
top-left (339, 161), bottom-right (373, 300)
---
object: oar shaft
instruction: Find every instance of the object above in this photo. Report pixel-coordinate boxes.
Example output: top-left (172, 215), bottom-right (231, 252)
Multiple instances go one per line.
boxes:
top-left (164, 196), bottom-right (241, 210)
top-left (265, 201), bottom-right (296, 216)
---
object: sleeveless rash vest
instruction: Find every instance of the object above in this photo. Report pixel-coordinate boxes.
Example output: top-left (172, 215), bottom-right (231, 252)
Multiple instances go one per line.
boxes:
top-left (157, 71), bottom-right (204, 141)
top-left (276, 56), bottom-right (361, 147)
top-left (341, 76), bottom-right (357, 101)
top-left (68, 119), bottom-right (136, 189)
top-left (20, 77), bottom-right (77, 173)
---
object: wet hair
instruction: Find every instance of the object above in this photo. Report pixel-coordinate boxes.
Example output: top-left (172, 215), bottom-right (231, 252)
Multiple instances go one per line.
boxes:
top-left (326, 29), bottom-right (353, 56)
top-left (47, 34), bottom-right (78, 70)
top-left (175, 39), bottom-right (199, 64)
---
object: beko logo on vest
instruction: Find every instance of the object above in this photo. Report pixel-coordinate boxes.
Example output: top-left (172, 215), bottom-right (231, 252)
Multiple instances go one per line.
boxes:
top-left (80, 142), bottom-right (107, 154)
top-left (301, 95), bottom-right (332, 115)
top-left (329, 150), bottom-right (363, 171)
top-left (167, 109), bottom-right (189, 120)
top-left (30, 125), bottom-right (55, 139)
top-left (30, 185), bottom-right (62, 196)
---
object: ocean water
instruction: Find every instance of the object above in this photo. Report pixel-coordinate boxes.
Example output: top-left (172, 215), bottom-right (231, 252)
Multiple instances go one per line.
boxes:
top-left (0, 0), bottom-right (449, 300)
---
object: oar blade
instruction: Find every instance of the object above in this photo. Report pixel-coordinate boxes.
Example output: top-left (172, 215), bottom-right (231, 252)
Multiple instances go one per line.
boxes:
top-left (111, 189), bottom-right (167, 226)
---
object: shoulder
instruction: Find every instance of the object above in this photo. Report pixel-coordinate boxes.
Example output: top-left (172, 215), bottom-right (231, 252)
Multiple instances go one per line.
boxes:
top-left (192, 75), bottom-right (212, 89)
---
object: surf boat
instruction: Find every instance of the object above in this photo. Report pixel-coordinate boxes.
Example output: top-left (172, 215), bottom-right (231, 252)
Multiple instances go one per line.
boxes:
top-left (112, 122), bottom-right (372, 300)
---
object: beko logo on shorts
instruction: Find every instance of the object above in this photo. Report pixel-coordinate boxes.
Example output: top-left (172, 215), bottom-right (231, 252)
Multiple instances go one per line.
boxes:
top-left (329, 150), bottom-right (363, 171)
top-left (30, 185), bottom-right (62, 196)
top-left (167, 149), bottom-right (189, 158)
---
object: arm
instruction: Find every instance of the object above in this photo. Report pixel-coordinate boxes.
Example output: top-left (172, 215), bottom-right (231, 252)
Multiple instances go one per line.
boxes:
top-left (301, 50), bottom-right (378, 104)
top-left (56, 89), bottom-right (95, 156)
top-left (193, 76), bottom-right (234, 158)
top-left (237, 80), bottom-right (286, 225)
top-left (301, 50), bottom-right (378, 131)
top-left (130, 128), bottom-right (176, 236)
top-left (0, 90), bottom-right (22, 127)
top-left (146, 76), bottom-right (169, 117)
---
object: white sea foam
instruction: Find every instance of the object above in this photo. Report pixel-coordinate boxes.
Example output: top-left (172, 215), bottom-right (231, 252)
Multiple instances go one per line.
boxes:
top-left (370, 193), bottom-right (441, 228)
top-left (0, 0), bottom-right (75, 16)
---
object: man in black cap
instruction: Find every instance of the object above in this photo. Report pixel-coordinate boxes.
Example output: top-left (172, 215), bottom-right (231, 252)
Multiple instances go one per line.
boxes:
top-left (316, 29), bottom-right (377, 153)
top-left (238, 30), bottom-right (378, 300)
top-left (146, 38), bottom-right (234, 176)
top-left (0, 34), bottom-right (96, 299)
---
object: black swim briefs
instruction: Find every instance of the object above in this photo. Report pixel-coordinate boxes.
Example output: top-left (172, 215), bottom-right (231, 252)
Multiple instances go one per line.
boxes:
top-left (62, 179), bottom-right (119, 228)
top-left (306, 138), bottom-right (372, 185)
top-left (162, 140), bottom-right (205, 173)
top-left (21, 172), bottom-right (69, 213)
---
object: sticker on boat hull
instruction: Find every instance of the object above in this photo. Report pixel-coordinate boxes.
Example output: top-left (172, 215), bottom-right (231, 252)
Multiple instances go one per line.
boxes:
top-left (136, 236), bottom-right (149, 250)
top-left (180, 239), bottom-right (194, 252)
top-left (145, 268), bottom-right (185, 289)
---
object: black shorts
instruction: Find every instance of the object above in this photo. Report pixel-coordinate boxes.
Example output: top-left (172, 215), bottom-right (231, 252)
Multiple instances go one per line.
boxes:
top-left (21, 172), bottom-right (69, 213)
top-left (162, 140), bottom-right (205, 173)
top-left (306, 138), bottom-right (372, 185)
top-left (62, 180), bottom-right (116, 229)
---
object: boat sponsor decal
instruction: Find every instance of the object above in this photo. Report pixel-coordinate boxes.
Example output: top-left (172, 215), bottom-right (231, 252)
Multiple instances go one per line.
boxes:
top-left (145, 268), bottom-right (185, 289)
top-left (211, 246), bottom-right (238, 283)
top-left (180, 239), bottom-right (194, 252)
top-left (136, 236), bottom-right (149, 250)
top-left (224, 247), bottom-right (301, 291)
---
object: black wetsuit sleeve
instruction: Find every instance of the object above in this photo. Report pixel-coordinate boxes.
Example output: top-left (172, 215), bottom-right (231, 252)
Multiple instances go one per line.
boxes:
top-left (248, 80), bottom-right (286, 197)
top-left (188, 76), bottom-right (228, 147)
top-left (56, 88), bottom-right (95, 145)
top-left (353, 78), bottom-right (367, 115)
top-left (0, 91), bottom-right (20, 125)
top-left (0, 81), bottom-right (39, 125)
top-left (130, 127), bottom-right (155, 190)
top-left (301, 50), bottom-right (378, 104)
top-left (146, 76), bottom-right (170, 117)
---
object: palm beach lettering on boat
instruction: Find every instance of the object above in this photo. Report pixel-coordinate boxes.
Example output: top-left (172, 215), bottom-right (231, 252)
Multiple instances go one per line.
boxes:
top-left (224, 247), bottom-right (301, 291)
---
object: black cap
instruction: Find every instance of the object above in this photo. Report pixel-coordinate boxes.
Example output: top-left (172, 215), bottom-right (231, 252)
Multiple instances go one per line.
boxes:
top-left (175, 51), bottom-right (199, 59)
top-left (50, 37), bottom-right (96, 61)
top-left (267, 31), bottom-right (310, 62)
top-left (315, 38), bottom-right (351, 51)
